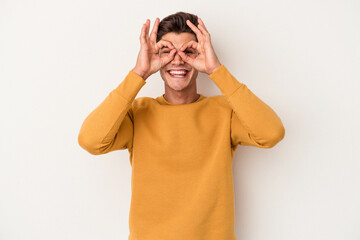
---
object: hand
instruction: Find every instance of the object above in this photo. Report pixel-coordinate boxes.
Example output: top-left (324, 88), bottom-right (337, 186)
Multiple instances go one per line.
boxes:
top-left (177, 18), bottom-right (222, 75)
top-left (132, 18), bottom-right (178, 81)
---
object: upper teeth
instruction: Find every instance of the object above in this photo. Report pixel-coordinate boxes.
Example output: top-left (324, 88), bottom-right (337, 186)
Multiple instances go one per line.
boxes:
top-left (169, 71), bottom-right (187, 74)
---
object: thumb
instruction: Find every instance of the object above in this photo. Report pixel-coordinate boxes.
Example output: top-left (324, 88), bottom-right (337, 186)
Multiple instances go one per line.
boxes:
top-left (161, 49), bottom-right (177, 66)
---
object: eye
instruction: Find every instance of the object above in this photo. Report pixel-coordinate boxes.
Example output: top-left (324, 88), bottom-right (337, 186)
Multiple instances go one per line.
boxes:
top-left (161, 49), bottom-right (171, 54)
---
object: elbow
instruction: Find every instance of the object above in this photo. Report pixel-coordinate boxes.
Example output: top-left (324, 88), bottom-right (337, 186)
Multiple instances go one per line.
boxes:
top-left (260, 124), bottom-right (286, 148)
top-left (78, 132), bottom-right (103, 155)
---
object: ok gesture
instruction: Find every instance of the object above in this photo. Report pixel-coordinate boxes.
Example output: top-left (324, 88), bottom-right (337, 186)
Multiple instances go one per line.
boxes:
top-left (178, 18), bottom-right (222, 75)
top-left (132, 18), bottom-right (177, 81)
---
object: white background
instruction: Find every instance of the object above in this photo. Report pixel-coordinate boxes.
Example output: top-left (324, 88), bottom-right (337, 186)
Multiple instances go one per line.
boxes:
top-left (1, 0), bottom-right (359, 239)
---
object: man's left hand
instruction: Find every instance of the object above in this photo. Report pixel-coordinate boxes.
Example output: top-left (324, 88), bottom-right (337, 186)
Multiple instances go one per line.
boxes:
top-left (178, 18), bottom-right (222, 75)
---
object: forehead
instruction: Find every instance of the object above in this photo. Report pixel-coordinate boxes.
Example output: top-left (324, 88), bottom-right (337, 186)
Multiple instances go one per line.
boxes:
top-left (160, 32), bottom-right (197, 48)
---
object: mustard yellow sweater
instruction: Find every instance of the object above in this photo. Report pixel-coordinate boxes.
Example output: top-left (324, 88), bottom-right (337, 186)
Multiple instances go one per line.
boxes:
top-left (78, 64), bottom-right (285, 240)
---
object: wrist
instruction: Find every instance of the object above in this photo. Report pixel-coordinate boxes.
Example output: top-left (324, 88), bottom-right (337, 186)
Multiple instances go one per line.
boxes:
top-left (208, 63), bottom-right (222, 75)
top-left (131, 67), bottom-right (147, 80)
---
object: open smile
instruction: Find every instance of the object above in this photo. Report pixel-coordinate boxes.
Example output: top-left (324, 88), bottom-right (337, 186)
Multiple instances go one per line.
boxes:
top-left (167, 70), bottom-right (189, 79)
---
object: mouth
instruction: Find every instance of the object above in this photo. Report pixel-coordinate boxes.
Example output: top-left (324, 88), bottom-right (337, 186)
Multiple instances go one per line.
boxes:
top-left (167, 69), bottom-right (189, 79)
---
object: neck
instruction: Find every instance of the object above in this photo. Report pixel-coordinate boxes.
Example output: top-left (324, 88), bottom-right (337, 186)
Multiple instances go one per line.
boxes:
top-left (163, 90), bottom-right (200, 105)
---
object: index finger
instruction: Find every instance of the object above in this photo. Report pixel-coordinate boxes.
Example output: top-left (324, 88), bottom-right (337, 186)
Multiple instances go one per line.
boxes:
top-left (179, 40), bottom-right (198, 52)
top-left (156, 39), bottom-right (175, 52)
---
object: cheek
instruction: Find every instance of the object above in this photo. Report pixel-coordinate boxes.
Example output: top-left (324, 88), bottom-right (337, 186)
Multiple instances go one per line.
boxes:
top-left (191, 70), bottom-right (199, 79)
top-left (160, 70), bottom-right (170, 81)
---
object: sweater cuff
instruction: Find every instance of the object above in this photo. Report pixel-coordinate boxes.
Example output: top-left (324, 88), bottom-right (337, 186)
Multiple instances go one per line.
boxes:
top-left (115, 70), bottom-right (146, 103)
top-left (208, 64), bottom-right (244, 97)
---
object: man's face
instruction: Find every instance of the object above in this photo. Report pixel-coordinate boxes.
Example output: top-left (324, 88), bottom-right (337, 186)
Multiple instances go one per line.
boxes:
top-left (159, 32), bottom-right (199, 92)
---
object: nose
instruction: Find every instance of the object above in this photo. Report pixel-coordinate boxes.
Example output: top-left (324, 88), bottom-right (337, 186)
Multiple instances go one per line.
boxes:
top-left (170, 50), bottom-right (185, 64)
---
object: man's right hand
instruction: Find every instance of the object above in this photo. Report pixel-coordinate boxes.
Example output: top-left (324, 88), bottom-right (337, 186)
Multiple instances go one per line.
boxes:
top-left (132, 18), bottom-right (177, 81)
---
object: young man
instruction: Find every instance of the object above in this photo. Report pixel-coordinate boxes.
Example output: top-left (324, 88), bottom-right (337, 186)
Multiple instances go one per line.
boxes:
top-left (78, 11), bottom-right (285, 240)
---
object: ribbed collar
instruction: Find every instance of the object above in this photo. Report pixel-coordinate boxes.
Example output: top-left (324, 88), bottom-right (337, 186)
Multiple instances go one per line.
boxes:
top-left (156, 93), bottom-right (206, 106)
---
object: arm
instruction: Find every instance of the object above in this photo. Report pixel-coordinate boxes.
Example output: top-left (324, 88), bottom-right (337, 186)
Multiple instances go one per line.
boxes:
top-left (180, 18), bottom-right (284, 148)
top-left (209, 64), bottom-right (285, 148)
top-left (77, 70), bottom-right (146, 155)
top-left (78, 17), bottom-right (178, 155)
top-left (179, 18), bottom-right (285, 148)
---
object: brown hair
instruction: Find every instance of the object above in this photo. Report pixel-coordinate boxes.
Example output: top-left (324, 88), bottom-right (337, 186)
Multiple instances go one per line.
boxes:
top-left (156, 11), bottom-right (199, 43)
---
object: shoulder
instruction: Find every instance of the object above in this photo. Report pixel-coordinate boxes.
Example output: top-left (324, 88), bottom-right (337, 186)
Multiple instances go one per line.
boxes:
top-left (132, 96), bottom-right (157, 110)
top-left (206, 95), bottom-right (232, 110)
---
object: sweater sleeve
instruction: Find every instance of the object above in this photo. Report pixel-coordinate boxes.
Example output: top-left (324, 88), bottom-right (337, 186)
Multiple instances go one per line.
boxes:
top-left (209, 65), bottom-right (285, 148)
top-left (78, 70), bottom-right (146, 155)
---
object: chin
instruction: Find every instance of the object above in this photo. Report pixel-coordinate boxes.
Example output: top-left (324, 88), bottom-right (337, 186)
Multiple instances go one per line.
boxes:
top-left (167, 80), bottom-right (190, 91)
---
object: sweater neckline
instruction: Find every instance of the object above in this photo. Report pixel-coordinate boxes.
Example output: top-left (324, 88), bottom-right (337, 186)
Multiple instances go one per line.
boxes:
top-left (156, 93), bottom-right (206, 106)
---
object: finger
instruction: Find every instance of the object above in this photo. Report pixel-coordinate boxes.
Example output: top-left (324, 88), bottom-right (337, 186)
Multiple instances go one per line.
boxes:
top-left (197, 20), bottom-right (210, 38)
top-left (140, 23), bottom-right (146, 45)
top-left (161, 49), bottom-right (177, 65)
top-left (145, 19), bottom-right (150, 41)
top-left (179, 40), bottom-right (198, 52)
top-left (178, 51), bottom-right (195, 66)
top-left (150, 17), bottom-right (159, 44)
top-left (198, 18), bottom-right (209, 33)
top-left (155, 39), bottom-right (175, 52)
top-left (186, 19), bottom-right (203, 41)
